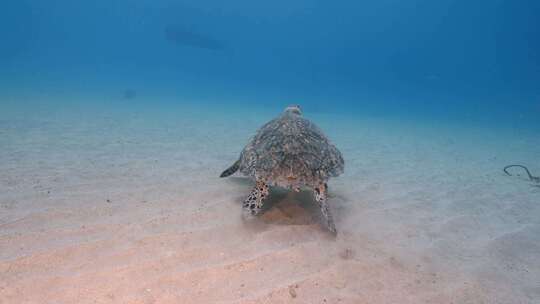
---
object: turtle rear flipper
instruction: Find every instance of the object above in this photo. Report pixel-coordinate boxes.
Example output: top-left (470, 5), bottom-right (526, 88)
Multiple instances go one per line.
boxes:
top-left (220, 159), bottom-right (240, 177)
top-left (314, 183), bottom-right (337, 235)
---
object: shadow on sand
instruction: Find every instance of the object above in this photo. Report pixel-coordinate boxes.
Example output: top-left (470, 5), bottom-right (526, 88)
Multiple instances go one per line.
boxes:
top-left (226, 176), bottom-right (341, 228)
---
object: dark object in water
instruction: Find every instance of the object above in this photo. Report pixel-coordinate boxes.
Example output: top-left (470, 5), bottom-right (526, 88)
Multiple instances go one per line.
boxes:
top-left (164, 26), bottom-right (224, 51)
top-left (503, 165), bottom-right (540, 183)
top-left (123, 89), bottom-right (136, 100)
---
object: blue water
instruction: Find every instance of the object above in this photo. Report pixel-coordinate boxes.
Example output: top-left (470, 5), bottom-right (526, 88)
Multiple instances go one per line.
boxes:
top-left (1, 0), bottom-right (539, 129)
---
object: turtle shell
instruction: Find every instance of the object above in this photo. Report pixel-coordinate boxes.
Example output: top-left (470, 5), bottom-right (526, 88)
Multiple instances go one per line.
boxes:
top-left (238, 111), bottom-right (344, 187)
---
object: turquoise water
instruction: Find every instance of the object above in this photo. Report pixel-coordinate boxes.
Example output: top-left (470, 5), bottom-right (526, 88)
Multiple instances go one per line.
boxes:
top-left (2, 1), bottom-right (539, 127)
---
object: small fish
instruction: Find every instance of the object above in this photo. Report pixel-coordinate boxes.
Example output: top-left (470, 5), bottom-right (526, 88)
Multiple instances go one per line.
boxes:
top-left (164, 26), bottom-right (225, 51)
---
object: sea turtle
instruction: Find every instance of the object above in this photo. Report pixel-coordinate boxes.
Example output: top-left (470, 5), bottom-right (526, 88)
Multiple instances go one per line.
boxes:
top-left (220, 105), bottom-right (344, 233)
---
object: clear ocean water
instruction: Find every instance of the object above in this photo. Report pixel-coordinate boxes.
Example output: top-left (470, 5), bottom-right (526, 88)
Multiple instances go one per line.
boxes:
top-left (1, 1), bottom-right (540, 303)
top-left (2, 1), bottom-right (539, 124)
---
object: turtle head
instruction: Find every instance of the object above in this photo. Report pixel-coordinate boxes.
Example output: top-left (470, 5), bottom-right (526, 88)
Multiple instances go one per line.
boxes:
top-left (284, 104), bottom-right (302, 116)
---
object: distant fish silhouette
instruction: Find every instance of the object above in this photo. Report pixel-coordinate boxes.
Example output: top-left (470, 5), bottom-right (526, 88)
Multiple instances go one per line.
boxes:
top-left (425, 74), bottom-right (440, 81)
top-left (123, 89), bottom-right (136, 100)
top-left (164, 26), bottom-right (225, 51)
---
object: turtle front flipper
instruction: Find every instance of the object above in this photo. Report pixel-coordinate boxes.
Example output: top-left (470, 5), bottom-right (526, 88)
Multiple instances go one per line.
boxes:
top-left (243, 180), bottom-right (269, 216)
top-left (314, 183), bottom-right (337, 235)
top-left (220, 159), bottom-right (240, 177)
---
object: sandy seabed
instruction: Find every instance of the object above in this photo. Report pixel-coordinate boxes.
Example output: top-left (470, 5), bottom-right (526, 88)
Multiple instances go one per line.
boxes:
top-left (1, 100), bottom-right (539, 304)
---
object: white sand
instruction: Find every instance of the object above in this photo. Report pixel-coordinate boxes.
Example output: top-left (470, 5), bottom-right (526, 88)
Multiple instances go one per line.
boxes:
top-left (1, 99), bottom-right (539, 303)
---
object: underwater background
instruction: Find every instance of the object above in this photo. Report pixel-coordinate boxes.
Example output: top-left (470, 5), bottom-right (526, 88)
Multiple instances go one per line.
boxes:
top-left (1, 1), bottom-right (540, 303)
top-left (2, 0), bottom-right (539, 125)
